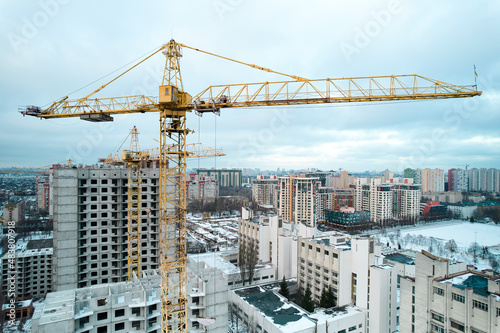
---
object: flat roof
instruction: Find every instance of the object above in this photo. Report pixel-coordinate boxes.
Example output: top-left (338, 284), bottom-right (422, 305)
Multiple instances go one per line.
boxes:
top-left (385, 253), bottom-right (415, 265)
top-left (440, 272), bottom-right (490, 297)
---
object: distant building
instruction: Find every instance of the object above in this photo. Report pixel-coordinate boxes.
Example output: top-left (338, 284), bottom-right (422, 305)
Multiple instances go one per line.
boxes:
top-left (197, 168), bottom-right (242, 187)
top-left (421, 201), bottom-right (447, 219)
top-left (1, 244), bottom-right (53, 299)
top-left (400, 251), bottom-right (499, 333)
top-left (251, 175), bottom-right (278, 208)
top-left (1, 299), bottom-right (34, 323)
top-left (278, 175), bottom-right (319, 226)
top-left (421, 168), bottom-right (445, 193)
top-left (448, 168), bottom-right (468, 192)
top-left (2, 200), bottom-right (25, 224)
top-left (36, 174), bottom-right (50, 212)
top-left (186, 173), bottom-right (219, 200)
top-left (404, 168), bottom-right (422, 185)
top-left (324, 207), bottom-right (371, 231)
top-left (467, 167), bottom-right (500, 192)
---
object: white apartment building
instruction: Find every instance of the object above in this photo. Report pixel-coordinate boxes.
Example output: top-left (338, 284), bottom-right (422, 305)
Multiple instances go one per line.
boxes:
top-left (278, 176), bottom-right (319, 226)
top-left (297, 236), bottom-right (397, 333)
top-left (238, 208), bottom-right (316, 281)
top-left (51, 165), bottom-right (160, 291)
top-left (400, 251), bottom-right (500, 333)
top-left (421, 168), bottom-right (445, 193)
top-left (1, 246), bottom-right (53, 298)
top-left (251, 175), bottom-right (278, 208)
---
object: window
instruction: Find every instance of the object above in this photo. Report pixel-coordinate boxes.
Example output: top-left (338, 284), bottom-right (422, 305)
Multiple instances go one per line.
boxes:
top-left (348, 326), bottom-right (356, 331)
top-left (452, 293), bottom-right (465, 303)
top-left (433, 286), bottom-right (444, 296)
top-left (473, 300), bottom-right (488, 311)
top-left (431, 312), bottom-right (444, 323)
top-left (115, 309), bottom-right (125, 317)
top-left (115, 322), bottom-right (125, 331)
top-left (97, 312), bottom-right (108, 321)
top-left (450, 320), bottom-right (465, 332)
top-left (97, 327), bottom-right (107, 333)
top-left (431, 323), bottom-right (445, 333)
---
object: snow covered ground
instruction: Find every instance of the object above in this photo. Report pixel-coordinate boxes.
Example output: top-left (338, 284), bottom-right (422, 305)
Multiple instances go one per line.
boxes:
top-left (371, 220), bottom-right (500, 271)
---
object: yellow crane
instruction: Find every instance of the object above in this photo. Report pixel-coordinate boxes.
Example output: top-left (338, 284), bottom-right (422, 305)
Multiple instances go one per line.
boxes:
top-left (101, 126), bottom-right (225, 281)
top-left (21, 40), bottom-right (481, 332)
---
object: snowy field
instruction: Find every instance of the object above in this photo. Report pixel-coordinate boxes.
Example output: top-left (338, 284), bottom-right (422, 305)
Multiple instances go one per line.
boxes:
top-left (372, 220), bottom-right (500, 271)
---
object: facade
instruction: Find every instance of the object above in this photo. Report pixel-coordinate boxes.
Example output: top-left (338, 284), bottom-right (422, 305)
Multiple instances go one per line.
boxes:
top-left (251, 175), bottom-right (278, 208)
top-left (400, 251), bottom-right (500, 333)
top-left (51, 165), bottom-right (160, 291)
top-left (355, 178), bottom-right (420, 224)
top-left (1, 246), bottom-right (53, 299)
top-left (2, 200), bottom-right (25, 224)
top-left (404, 168), bottom-right (422, 185)
top-left (196, 168), bottom-right (242, 187)
top-left (36, 174), bottom-right (51, 211)
top-left (186, 173), bottom-right (219, 200)
top-left (448, 168), bottom-right (469, 192)
top-left (278, 175), bottom-right (319, 226)
top-left (468, 167), bottom-right (500, 192)
top-left (421, 168), bottom-right (445, 193)
top-left (297, 236), bottom-right (397, 333)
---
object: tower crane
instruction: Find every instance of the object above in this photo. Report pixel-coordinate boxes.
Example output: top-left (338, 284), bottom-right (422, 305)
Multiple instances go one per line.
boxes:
top-left (100, 126), bottom-right (225, 281)
top-left (20, 40), bottom-right (481, 332)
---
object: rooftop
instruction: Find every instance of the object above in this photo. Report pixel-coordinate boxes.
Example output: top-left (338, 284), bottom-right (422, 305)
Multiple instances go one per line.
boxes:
top-left (440, 272), bottom-right (490, 297)
top-left (385, 253), bottom-right (415, 265)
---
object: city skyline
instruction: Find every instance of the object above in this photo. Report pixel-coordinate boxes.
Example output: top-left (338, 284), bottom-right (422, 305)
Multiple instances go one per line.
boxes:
top-left (1, 1), bottom-right (499, 171)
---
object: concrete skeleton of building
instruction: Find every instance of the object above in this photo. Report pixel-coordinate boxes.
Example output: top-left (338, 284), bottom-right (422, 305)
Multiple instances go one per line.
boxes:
top-left (186, 173), bottom-right (219, 200)
top-left (400, 251), bottom-right (500, 333)
top-left (196, 168), bottom-right (242, 188)
top-left (1, 244), bottom-right (53, 299)
top-left (278, 175), bottom-right (320, 227)
top-left (50, 165), bottom-right (161, 291)
top-left (251, 175), bottom-right (279, 208)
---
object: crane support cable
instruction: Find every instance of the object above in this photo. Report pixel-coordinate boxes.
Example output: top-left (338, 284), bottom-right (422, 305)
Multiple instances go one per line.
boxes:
top-left (80, 44), bottom-right (168, 101)
top-left (178, 42), bottom-right (308, 82)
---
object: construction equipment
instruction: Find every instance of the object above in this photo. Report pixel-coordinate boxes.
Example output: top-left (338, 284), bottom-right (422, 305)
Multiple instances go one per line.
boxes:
top-left (101, 126), bottom-right (225, 281)
top-left (21, 40), bottom-right (481, 332)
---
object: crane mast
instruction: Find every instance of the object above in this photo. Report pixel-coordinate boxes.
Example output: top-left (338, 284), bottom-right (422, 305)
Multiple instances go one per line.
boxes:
top-left (20, 40), bottom-right (481, 333)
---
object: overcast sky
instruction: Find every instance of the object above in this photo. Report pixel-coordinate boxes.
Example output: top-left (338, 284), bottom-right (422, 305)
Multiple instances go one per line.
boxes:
top-left (1, 1), bottom-right (499, 173)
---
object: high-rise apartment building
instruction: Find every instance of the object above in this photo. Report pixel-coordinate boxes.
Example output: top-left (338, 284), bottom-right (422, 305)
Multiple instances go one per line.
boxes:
top-left (186, 173), bottom-right (218, 200)
top-left (251, 175), bottom-right (278, 208)
top-left (421, 168), bottom-right (445, 193)
top-left (355, 178), bottom-right (420, 224)
top-left (278, 175), bottom-right (319, 226)
top-left (404, 168), bottom-right (422, 185)
top-left (448, 168), bottom-right (468, 192)
top-left (467, 167), bottom-right (500, 192)
top-left (196, 168), bottom-right (242, 187)
top-left (51, 165), bottom-right (160, 291)
top-left (36, 174), bottom-right (50, 212)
